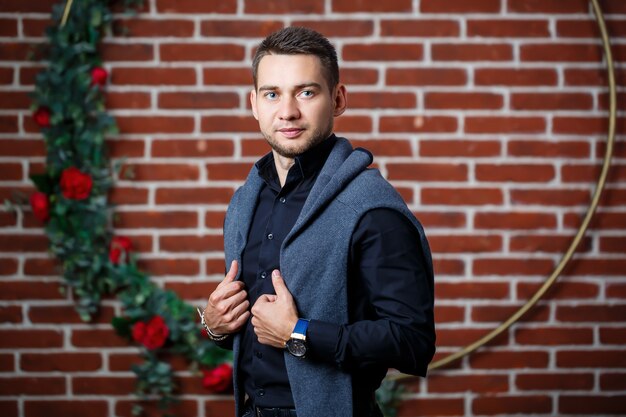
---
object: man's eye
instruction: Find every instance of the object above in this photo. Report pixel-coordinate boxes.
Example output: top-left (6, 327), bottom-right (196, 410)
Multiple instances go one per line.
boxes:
top-left (300, 90), bottom-right (314, 98)
top-left (265, 92), bottom-right (277, 99)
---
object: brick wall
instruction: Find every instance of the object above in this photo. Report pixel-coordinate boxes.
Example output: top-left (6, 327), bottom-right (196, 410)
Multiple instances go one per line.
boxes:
top-left (1, 0), bottom-right (625, 416)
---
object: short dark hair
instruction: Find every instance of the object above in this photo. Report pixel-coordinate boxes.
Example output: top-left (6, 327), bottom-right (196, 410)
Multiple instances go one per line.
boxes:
top-left (252, 26), bottom-right (339, 91)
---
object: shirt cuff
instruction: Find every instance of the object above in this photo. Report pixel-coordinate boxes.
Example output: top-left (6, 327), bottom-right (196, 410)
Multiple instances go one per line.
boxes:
top-left (307, 319), bottom-right (341, 362)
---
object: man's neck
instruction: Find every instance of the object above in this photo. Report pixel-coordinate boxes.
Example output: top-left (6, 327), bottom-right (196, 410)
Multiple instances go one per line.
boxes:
top-left (272, 151), bottom-right (295, 188)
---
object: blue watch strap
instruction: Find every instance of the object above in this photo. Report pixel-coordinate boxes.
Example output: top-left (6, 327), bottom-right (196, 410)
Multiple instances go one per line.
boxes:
top-left (292, 318), bottom-right (309, 336)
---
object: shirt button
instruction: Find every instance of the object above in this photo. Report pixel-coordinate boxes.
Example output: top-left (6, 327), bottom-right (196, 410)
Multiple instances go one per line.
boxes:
top-left (255, 350), bottom-right (263, 359)
top-left (260, 272), bottom-right (267, 279)
top-left (279, 197), bottom-right (286, 203)
top-left (267, 233), bottom-right (273, 240)
top-left (258, 388), bottom-right (265, 397)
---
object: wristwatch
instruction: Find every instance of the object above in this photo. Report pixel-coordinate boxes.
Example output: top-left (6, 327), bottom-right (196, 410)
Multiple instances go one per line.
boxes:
top-left (286, 318), bottom-right (310, 358)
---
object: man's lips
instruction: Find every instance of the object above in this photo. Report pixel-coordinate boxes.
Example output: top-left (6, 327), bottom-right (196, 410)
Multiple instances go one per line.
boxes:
top-left (277, 128), bottom-right (305, 138)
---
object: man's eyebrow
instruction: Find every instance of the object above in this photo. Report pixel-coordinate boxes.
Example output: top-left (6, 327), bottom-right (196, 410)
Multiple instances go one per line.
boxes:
top-left (257, 82), bottom-right (322, 92)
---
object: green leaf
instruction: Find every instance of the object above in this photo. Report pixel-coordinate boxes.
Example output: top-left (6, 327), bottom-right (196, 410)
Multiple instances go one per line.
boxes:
top-left (112, 316), bottom-right (132, 338)
top-left (30, 173), bottom-right (53, 194)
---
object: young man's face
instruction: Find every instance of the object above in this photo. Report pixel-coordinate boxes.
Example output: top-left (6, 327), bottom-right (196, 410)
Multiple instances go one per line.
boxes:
top-left (250, 54), bottom-right (346, 159)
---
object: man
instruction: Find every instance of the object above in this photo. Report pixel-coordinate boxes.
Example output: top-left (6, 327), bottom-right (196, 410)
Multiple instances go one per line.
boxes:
top-left (200, 27), bottom-right (435, 417)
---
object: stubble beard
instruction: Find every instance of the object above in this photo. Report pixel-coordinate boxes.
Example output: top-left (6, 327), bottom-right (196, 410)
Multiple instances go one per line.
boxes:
top-left (263, 126), bottom-right (331, 159)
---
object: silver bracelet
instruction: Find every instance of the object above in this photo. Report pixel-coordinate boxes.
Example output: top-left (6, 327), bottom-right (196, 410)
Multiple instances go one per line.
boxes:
top-left (196, 307), bottom-right (229, 341)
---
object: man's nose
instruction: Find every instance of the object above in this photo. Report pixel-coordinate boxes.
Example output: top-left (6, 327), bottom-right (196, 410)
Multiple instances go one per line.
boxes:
top-left (278, 96), bottom-right (300, 120)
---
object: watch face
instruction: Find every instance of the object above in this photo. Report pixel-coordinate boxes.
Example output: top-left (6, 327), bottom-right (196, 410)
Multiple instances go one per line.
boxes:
top-left (287, 339), bottom-right (306, 357)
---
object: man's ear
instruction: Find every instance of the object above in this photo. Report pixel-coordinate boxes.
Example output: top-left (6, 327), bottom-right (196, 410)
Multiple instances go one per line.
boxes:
top-left (333, 84), bottom-right (347, 117)
top-left (250, 89), bottom-right (259, 120)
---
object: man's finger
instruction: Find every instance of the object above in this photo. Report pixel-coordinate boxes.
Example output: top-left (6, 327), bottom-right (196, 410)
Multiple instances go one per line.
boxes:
top-left (271, 270), bottom-right (289, 297)
top-left (218, 260), bottom-right (238, 288)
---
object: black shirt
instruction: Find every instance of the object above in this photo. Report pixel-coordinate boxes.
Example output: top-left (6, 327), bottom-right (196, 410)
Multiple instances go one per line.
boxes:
top-left (230, 135), bottom-right (435, 412)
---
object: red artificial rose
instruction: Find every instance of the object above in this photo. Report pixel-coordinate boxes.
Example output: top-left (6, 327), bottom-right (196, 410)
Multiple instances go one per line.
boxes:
top-left (60, 167), bottom-right (92, 200)
top-left (33, 107), bottom-right (51, 128)
top-left (29, 192), bottom-right (50, 222)
top-left (202, 363), bottom-right (232, 393)
top-left (132, 316), bottom-right (169, 350)
top-left (109, 236), bottom-right (132, 265)
top-left (91, 66), bottom-right (108, 87)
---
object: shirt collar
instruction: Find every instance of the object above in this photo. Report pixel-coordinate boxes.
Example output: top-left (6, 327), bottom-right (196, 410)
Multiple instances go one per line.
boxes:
top-left (255, 134), bottom-right (338, 186)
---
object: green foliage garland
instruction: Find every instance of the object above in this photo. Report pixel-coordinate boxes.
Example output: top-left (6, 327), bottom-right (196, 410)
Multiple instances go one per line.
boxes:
top-left (28, 0), bottom-right (232, 414)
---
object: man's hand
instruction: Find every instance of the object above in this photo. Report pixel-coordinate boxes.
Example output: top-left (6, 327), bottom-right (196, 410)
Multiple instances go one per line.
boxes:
top-left (203, 260), bottom-right (250, 335)
top-left (251, 270), bottom-right (299, 348)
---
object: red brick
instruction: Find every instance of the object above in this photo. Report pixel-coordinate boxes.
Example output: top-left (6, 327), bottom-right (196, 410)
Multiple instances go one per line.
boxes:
top-left (511, 235), bottom-right (591, 254)
top-left (421, 0), bottom-right (500, 13)
top-left (565, 259), bottom-right (626, 276)
top-left (23, 258), bottom-right (60, 276)
top-left (201, 20), bottom-right (283, 37)
top-left (73, 377), bottom-right (135, 395)
top-left (0, 116), bottom-right (18, 133)
top-left (24, 401), bottom-right (108, 417)
top-left (152, 139), bottom-right (234, 157)
top-left (428, 374), bottom-right (508, 393)
top-left (0, 212), bottom-right (17, 228)
top-left (0, 377), bottom-right (65, 395)
top-left (429, 235), bottom-right (502, 253)
top-left (205, 163), bottom-right (251, 181)
top-left (558, 350), bottom-right (626, 368)
top-left (0, 42), bottom-right (44, 61)
top-left (465, 117), bottom-right (546, 134)
top-left (470, 350), bottom-right (549, 369)
top-left (386, 68), bottom-right (467, 86)
top-left (600, 236), bottom-right (626, 253)
top-left (71, 329), bottom-right (130, 348)
top-left (206, 258), bottom-right (226, 275)
top-left (473, 258), bottom-right (554, 276)
top-left (137, 259), bottom-right (200, 276)
top-left (607, 284), bottom-right (626, 299)
top-left (468, 19), bottom-right (550, 37)
top-left (0, 0), bottom-right (56, 12)
top-left (109, 187), bottom-right (149, 205)
top-left (285, 22), bottom-right (360, 41)
top-left (156, 0), bottom-right (236, 13)
top-left (341, 68), bottom-right (378, 85)
top-left (0, 162), bottom-right (22, 180)
top-left (508, 140), bottom-right (590, 158)
top-left (417, 211), bottom-right (466, 228)
top-left (104, 92), bottom-right (151, 109)
top-left (517, 373), bottom-right (594, 390)
top-left (435, 306), bottom-right (465, 323)
top-left (437, 328), bottom-right (506, 348)
top-left (511, 189), bottom-right (590, 206)
top-left (600, 373), bottom-right (626, 390)
top-left (516, 327), bottom-right (593, 345)
top-left (165, 281), bottom-right (218, 300)
top-left (111, 67), bottom-right (196, 85)
top-left (160, 235), bottom-right (223, 252)
top-left (380, 116), bottom-right (457, 133)
top-left (332, 0), bottom-right (411, 12)
top-left (476, 163), bottom-right (555, 182)
top-left (554, 117), bottom-right (615, 135)
top-left (205, 211), bottom-right (226, 229)
top-left (352, 139), bottom-right (412, 157)
top-left (564, 68), bottom-right (614, 86)
top-left (0, 235), bottom-right (48, 252)
top-left (114, 18), bottom-right (194, 37)
top-left (508, 0), bottom-right (588, 13)
top-left (0, 354), bottom-right (14, 372)
top-left (425, 92), bottom-right (503, 110)
top-left (245, 0), bottom-right (323, 13)
top-left (343, 44), bottom-right (424, 62)
top-left (113, 211), bottom-right (198, 229)
top-left (0, 91), bottom-right (30, 110)
top-left (436, 282), bottom-right (509, 299)
top-left (0, 306), bottom-right (21, 323)
top-left (420, 140), bottom-right (500, 157)
top-left (604, 0), bottom-right (626, 14)
top-left (475, 212), bottom-right (557, 230)
top-left (101, 43), bottom-right (153, 61)
top-left (349, 92), bottom-right (416, 109)
top-left (432, 43), bottom-right (512, 61)
top-left (471, 304), bottom-right (550, 323)
top-left (0, 281), bottom-right (64, 300)
top-left (565, 211), bottom-right (626, 230)
top-left (475, 68), bottom-right (557, 86)
top-left (422, 188), bottom-right (503, 206)
top-left (334, 116), bottom-right (373, 133)
top-left (0, 330), bottom-right (63, 348)
top-left (155, 187), bottom-right (233, 205)
top-left (203, 68), bottom-right (251, 86)
top-left (522, 44), bottom-right (602, 62)
top-left (512, 92), bottom-right (593, 110)
top-left (557, 305), bottom-right (626, 322)
top-left (562, 163), bottom-right (626, 183)
top-left (202, 116), bottom-right (259, 133)
top-left (381, 19), bottom-right (459, 37)
top-left (120, 163), bottom-right (199, 181)
top-left (432, 259), bottom-right (465, 275)
top-left (0, 18), bottom-right (17, 36)
top-left (473, 395), bottom-right (552, 415)
top-left (160, 43), bottom-right (245, 61)
top-left (116, 116), bottom-right (194, 134)
top-left (559, 395), bottom-right (626, 415)
top-left (387, 163), bottom-right (466, 181)
top-left (29, 305), bottom-right (115, 324)
top-left (158, 91), bottom-right (239, 109)
top-left (21, 353), bottom-right (102, 372)
top-left (107, 139), bottom-right (145, 158)
top-left (0, 68), bottom-right (13, 85)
